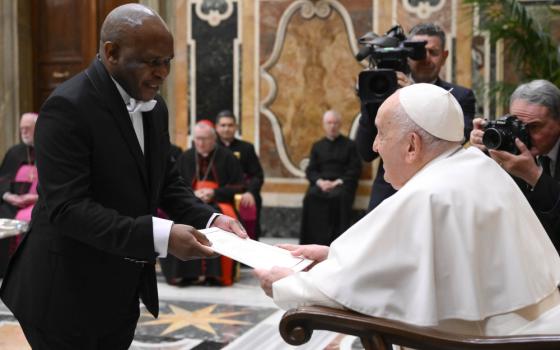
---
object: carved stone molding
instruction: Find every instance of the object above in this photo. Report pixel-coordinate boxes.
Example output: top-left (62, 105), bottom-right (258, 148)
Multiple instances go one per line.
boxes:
top-left (402, 0), bottom-right (446, 19)
top-left (260, 0), bottom-right (361, 177)
top-left (193, 0), bottom-right (235, 27)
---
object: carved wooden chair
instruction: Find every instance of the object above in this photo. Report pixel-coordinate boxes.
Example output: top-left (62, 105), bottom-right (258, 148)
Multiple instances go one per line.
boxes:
top-left (279, 306), bottom-right (560, 350)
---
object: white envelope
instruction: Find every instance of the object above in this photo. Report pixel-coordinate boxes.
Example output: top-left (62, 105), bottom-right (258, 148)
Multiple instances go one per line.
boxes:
top-left (200, 227), bottom-right (314, 272)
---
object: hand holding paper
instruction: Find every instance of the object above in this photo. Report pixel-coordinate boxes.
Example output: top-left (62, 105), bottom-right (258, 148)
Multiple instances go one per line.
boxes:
top-left (200, 227), bottom-right (314, 272)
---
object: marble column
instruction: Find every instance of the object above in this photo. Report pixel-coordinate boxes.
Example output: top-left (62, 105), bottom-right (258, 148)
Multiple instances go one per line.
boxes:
top-left (0, 1), bottom-right (20, 157)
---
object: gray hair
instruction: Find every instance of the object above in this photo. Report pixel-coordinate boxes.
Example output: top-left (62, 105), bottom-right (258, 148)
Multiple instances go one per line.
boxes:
top-left (408, 23), bottom-right (446, 50)
top-left (392, 102), bottom-right (457, 153)
top-left (510, 80), bottom-right (560, 120)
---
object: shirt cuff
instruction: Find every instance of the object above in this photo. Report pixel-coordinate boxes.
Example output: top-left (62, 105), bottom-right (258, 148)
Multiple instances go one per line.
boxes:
top-left (207, 213), bottom-right (222, 228)
top-left (152, 216), bottom-right (173, 258)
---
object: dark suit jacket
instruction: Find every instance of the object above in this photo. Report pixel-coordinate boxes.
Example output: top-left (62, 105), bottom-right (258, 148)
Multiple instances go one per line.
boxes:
top-left (516, 151), bottom-right (560, 252)
top-left (356, 78), bottom-right (476, 211)
top-left (0, 58), bottom-right (216, 334)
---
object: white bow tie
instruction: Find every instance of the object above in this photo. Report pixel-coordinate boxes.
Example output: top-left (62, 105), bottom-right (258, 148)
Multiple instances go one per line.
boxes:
top-left (126, 98), bottom-right (157, 113)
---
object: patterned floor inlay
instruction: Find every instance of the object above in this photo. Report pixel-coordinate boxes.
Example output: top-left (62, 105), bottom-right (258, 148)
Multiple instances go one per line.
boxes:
top-left (133, 301), bottom-right (277, 349)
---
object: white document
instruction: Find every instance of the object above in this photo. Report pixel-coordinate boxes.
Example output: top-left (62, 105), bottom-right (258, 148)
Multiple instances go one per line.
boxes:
top-left (200, 227), bottom-right (314, 272)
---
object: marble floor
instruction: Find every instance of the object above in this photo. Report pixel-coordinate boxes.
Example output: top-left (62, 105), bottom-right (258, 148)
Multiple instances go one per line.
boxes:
top-left (0, 238), bottom-right (365, 350)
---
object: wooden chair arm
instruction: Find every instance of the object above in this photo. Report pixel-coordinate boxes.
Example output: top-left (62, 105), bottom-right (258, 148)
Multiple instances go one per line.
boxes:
top-left (279, 306), bottom-right (560, 350)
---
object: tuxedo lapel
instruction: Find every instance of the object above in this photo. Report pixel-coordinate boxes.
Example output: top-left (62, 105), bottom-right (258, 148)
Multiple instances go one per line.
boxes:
top-left (86, 59), bottom-right (150, 194)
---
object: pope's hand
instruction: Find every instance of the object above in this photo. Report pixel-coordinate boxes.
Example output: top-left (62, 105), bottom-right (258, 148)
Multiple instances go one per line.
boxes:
top-left (167, 224), bottom-right (215, 261)
top-left (253, 266), bottom-right (293, 297)
top-left (276, 243), bottom-right (329, 263)
top-left (211, 214), bottom-right (248, 239)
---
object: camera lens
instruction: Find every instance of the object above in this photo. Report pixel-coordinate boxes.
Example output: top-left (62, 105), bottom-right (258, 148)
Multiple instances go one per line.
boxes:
top-left (369, 75), bottom-right (391, 96)
top-left (482, 128), bottom-right (503, 150)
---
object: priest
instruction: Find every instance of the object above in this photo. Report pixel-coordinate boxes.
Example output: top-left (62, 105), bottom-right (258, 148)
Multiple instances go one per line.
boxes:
top-left (254, 84), bottom-right (560, 336)
top-left (300, 110), bottom-right (361, 245)
top-left (0, 112), bottom-right (39, 277)
top-left (160, 121), bottom-right (245, 286)
top-left (215, 110), bottom-right (264, 239)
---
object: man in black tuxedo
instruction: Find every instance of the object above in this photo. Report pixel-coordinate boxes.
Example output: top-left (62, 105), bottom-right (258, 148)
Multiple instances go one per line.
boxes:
top-left (215, 110), bottom-right (265, 239)
top-left (0, 4), bottom-right (245, 349)
top-left (470, 80), bottom-right (560, 253)
top-left (356, 23), bottom-right (476, 211)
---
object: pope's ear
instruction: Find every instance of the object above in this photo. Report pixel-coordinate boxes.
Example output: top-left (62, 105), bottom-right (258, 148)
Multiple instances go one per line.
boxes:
top-left (406, 132), bottom-right (422, 162)
top-left (102, 41), bottom-right (119, 65)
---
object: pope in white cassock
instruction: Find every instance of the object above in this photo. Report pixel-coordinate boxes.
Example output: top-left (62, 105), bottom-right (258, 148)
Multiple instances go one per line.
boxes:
top-left (254, 83), bottom-right (560, 336)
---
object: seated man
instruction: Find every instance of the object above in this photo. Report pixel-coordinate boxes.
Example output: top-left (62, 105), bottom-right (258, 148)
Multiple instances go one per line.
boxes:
top-left (0, 112), bottom-right (38, 277)
top-left (300, 110), bottom-right (361, 245)
top-left (160, 121), bottom-right (245, 286)
top-left (215, 110), bottom-right (264, 239)
top-left (255, 84), bottom-right (560, 336)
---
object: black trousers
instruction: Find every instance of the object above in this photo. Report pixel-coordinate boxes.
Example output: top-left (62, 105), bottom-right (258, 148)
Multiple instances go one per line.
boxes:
top-left (20, 313), bottom-right (139, 350)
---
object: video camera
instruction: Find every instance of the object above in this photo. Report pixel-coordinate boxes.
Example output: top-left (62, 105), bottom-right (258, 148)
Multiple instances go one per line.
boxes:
top-left (482, 115), bottom-right (531, 155)
top-left (356, 25), bottom-right (427, 105)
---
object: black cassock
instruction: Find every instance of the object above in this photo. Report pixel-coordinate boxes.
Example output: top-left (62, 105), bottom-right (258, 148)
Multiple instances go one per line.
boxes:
top-left (300, 135), bottom-right (362, 245)
top-left (218, 138), bottom-right (264, 239)
top-left (0, 143), bottom-right (34, 277)
top-left (159, 146), bottom-right (244, 285)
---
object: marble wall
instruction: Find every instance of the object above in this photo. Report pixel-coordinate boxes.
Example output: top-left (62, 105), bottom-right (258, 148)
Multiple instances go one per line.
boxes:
top-left (168, 0), bottom-right (480, 215)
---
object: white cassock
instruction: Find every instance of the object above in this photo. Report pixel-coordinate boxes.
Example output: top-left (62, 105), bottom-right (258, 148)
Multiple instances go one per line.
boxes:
top-left (274, 146), bottom-right (560, 336)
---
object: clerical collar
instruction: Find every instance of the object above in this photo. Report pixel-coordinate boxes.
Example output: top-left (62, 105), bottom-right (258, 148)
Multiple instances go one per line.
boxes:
top-left (326, 134), bottom-right (341, 141)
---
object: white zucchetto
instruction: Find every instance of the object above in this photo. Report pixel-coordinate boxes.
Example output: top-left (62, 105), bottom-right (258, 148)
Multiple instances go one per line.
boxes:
top-left (399, 83), bottom-right (464, 142)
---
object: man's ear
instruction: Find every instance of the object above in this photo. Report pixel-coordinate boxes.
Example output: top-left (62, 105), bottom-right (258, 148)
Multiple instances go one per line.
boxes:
top-left (103, 41), bottom-right (119, 65)
top-left (441, 49), bottom-right (449, 64)
top-left (405, 132), bottom-right (422, 163)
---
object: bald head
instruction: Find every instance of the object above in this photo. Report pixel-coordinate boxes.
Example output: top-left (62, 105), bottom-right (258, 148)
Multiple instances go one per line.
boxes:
top-left (99, 4), bottom-right (174, 102)
top-left (323, 110), bottom-right (342, 139)
top-left (100, 4), bottom-right (167, 48)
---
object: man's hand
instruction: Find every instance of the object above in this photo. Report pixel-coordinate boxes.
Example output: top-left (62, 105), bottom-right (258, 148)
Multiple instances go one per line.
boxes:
top-left (317, 179), bottom-right (338, 192)
top-left (194, 188), bottom-right (214, 203)
top-left (167, 224), bottom-right (216, 261)
top-left (276, 243), bottom-right (329, 263)
top-left (3, 193), bottom-right (29, 208)
top-left (239, 192), bottom-right (256, 207)
top-left (469, 117), bottom-right (487, 152)
top-left (253, 266), bottom-right (293, 297)
top-left (211, 214), bottom-right (248, 239)
top-left (489, 138), bottom-right (542, 186)
top-left (396, 71), bottom-right (412, 88)
top-left (20, 193), bottom-right (38, 206)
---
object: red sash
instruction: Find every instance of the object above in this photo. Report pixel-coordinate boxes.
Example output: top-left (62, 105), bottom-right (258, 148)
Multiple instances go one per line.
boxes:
top-left (193, 180), bottom-right (237, 286)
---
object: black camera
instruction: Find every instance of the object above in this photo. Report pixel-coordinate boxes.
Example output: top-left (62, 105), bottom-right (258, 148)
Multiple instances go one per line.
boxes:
top-left (482, 115), bottom-right (531, 154)
top-left (356, 25), bottom-right (427, 104)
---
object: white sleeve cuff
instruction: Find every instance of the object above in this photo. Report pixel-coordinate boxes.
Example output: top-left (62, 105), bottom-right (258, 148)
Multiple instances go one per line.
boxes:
top-left (152, 216), bottom-right (173, 258)
top-left (206, 213), bottom-right (221, 228)
top-left (272, 272), bottom-right (343, 311)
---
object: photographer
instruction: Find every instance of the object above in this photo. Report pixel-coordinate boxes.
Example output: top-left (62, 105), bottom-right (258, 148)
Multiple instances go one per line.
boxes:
top-left (356, 23), bottom-right (476, 210)
top-left (470, 79), bottom-right (560, 252)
